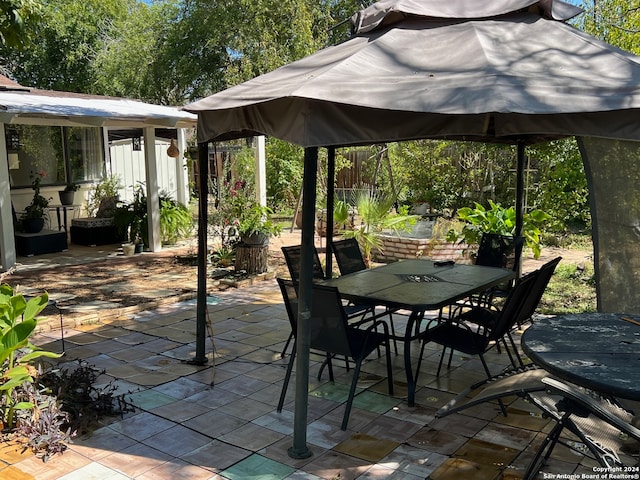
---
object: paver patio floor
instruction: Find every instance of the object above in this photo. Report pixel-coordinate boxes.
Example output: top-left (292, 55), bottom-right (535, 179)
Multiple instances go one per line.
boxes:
top-left (0, 236), bottom-right (601, 479)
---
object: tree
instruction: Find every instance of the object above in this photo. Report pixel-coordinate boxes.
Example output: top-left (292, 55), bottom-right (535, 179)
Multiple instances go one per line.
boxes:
top-left (575, 0), bottom-right (640, 55)
top-left (1, 0), bottom-right (132, 92)
top-left (0, 0), bottom-right (42, 49)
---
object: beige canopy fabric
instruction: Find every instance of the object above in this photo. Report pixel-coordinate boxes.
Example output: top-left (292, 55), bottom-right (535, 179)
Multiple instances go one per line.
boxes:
top-left (185, 0), bottom-right (640, 147)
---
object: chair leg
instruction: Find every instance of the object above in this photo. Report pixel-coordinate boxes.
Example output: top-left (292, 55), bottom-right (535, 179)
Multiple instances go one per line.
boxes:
top-left (277, 344), bottom-right (296, 412)
top-left (384, 338), bottom-right (394, 397)
top-left (281, 331), bottom-right (294, 358)
top-left (386, 309), bottom-right (398, 355)
top-left (436, 346), bottom-right (447, 377)
top-left (523, 421), bottom-right (565, 480)
top-left (341, 358), bottom-right (363, 430)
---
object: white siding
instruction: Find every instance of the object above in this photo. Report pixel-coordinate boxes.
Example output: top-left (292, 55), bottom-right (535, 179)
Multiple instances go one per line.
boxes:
top-left (109, 139), bottom-right (178, 202)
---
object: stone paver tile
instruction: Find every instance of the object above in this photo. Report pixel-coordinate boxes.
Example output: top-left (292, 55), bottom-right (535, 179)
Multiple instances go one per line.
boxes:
top-left (14, 449), bottom-right (91, 480)
top-left (0, 440), bottom-right (34, 464)
top-left (220, 453), bottom-right (295, 480)
top-left (67, 301), bottom-right (123, 313)
top-left (181, 440), bottom-right (251, 473)
top-left (57, 462), bottom-right (130, 480)
top-left (182, 410), bottom-right (247, 438)
top-left (0, 466), bottom-right (36, 480)
top-left (149, 399), bottom-right (211, 423)
top-left (334, 433), bottom-right (400, 463)
top-left (430, 457), bottom-right (502, 480)
top-left (99, 443), bottom-right (173, 478)
top-left (70, 426), bottom-right (138, 460)
top-left (108, 412), bottom-right (175, 441)
top-left (302, 450), bottom-right (370, 480)
top-left (151, 377), bottom-right (208, 399)
top-left (126, 370), bottom-right (181, 386)
top-left (136, 458), bottom-right (214, 480)
top-left (219, 397), bottom-right (274, 421)
top-left (126, 390), bottom-right (176, 410)
top-left (142, 424), bottom-right (211, 457)
top-left (380, 444), bottom-right (448, 478)
top-left (109, 347), bottom-right (158, 362)
top-left (219, 422), bottom-right (285, 451)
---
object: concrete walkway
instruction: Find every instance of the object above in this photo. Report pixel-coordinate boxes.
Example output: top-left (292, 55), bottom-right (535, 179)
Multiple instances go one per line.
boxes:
top-left (0, 235), bottom-right (597, 479)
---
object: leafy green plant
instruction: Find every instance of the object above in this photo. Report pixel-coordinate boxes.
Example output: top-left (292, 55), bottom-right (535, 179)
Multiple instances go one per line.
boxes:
top-left (446, 200), bottom-right (550, 258)
top-left (62, 182), bottom-right (80, 192)
top-left (21, 170), bottom-right (50, 222)
top-left (342, 190), bottom-right (418, 266)
top-left (86, 175), bottom-right (121, 217)
top-left (0, 285), bottom-right (61, 430)
top-left (211, 245), bottom-right (236, 267)
top-left (159, 198), bottom-right (193, 245)
top-left (237, 203), bottom-right (281, 239)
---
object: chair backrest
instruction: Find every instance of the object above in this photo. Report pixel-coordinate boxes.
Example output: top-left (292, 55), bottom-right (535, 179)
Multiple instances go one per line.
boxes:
top-left (489, 269), bottom-right (538, 340)
top-left (309, 284), bottom-right (353, 357)
top-left (476, 233), bottom-right (525, 271)
top-left (281, 245), bottom-right (325, 283)
top-left (517, 256), bottom-right (562, 322)
top-left (276, 277), bottom-right (298, 335)
top-left (331, 238), bottom-right (366, 275)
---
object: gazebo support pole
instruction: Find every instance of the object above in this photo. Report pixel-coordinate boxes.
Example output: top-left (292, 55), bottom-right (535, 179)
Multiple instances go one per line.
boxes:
top-left (194, 141), bottom-right (209, 365)
top-left (325, 147), bottom-right (336, 278)
top-left (289, 146), bottom-right (318, 460)
top-left (514, 141), bottom-right (526, 278)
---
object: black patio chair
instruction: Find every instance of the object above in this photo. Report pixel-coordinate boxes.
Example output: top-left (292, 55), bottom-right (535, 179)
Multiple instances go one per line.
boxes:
top-left (277, 283), bottom-right (394, 430)
top-left (281, 244), bottom-right (326, 284)
top-left (416, 268), bottom-right (538, 381)
top-left (436, 367), bottom-right (640, 479)
top-left (330, 237), bottom-right (399, 353)
top-left (276, 278), bottom-right (346, 383)
top-left (471, 232), bottom-right (525, 307)
top-left (279, 245), bottom-right (326, 357)
top-left (280, 244), bottom-right (375, 357)
top-left (454, 256), bottom-right (562, 363)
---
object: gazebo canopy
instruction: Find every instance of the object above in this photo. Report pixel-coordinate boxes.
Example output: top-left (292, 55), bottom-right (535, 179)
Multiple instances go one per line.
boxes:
top-left (185, 0), bottom-right (640, 457)
top-left (186, 0), bottom-right (640, 147)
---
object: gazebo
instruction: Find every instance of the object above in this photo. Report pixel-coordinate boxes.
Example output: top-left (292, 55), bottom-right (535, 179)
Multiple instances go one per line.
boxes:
top-left (185, 0), bottom-right (640, 458)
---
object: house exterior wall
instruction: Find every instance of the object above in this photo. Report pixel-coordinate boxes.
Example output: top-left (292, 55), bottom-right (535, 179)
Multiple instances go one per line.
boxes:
top-left (109, 139), bottom-right (182, 203)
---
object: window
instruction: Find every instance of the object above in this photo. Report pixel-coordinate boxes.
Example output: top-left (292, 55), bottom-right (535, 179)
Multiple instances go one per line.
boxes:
top-left (7, 125), bottom-right (104, 188)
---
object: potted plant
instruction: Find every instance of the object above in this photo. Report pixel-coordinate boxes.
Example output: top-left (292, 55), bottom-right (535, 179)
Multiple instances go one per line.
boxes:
top-left (21, 171), bottom-right (50, 233)
top-left (113, 183), bottom-right (147, 253)
top-left (59, 182), bottom-right (80, 206)
top-left (237, 203), bottom-right (281, 245)
top-left (446, 200), bottom-right (550, 259)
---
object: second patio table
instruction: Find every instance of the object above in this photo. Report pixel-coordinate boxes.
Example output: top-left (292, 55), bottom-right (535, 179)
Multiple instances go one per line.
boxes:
top-left (521, 313), bottom-right (640, 401)
top-left (322, 259), bottom-right (515, 406)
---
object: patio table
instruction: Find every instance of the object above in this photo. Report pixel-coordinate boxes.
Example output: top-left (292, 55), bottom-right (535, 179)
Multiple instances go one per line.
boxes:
top-left (521, 313), bottom-right (640, 401)
top-left (322, 259), bottom-right (515, 406)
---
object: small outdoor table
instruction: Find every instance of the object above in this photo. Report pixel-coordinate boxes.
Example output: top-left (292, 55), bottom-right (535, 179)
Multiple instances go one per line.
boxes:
top-left (47, 204), bottom-right (81, 233)
top-left (322, 259), bottom-right (515, 406)
top-left (521, 313), bottom-right (640, 401)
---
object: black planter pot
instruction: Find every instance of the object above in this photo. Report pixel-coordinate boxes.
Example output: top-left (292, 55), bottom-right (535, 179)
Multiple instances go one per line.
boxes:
top-left (22, 217), bottom-right (45, 233)
top-left (134, 243), bottom-right (144, 254)
top-left (59, 191), bottom-right (75, 205)
top-left (241, 233), bottom-right (269, 246)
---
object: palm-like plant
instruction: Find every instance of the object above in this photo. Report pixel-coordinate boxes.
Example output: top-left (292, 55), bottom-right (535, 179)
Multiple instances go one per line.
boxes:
top-left (340, 190), bottom-right (418, 266)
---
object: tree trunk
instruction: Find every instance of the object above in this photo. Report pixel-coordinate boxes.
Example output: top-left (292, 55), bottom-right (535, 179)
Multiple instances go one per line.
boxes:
top-left (235, 244), bottom-right (269, 274)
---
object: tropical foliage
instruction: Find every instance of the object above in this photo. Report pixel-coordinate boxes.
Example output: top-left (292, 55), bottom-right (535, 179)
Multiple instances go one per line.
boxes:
top-left (341, 190), bottom-right (418, 265)
top-left (0, 285), bottom-right (60, 430)
top-left (446, 200), bottom-right (550, 259)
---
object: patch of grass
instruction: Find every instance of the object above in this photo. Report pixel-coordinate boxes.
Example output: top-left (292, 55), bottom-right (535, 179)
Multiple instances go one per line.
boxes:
top-left (537, 262), bottom-right (596, 315)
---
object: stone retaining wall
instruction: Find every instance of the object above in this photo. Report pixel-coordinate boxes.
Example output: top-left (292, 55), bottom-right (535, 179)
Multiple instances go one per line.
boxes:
top-left (373, 235), bottom-right (472, 263)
